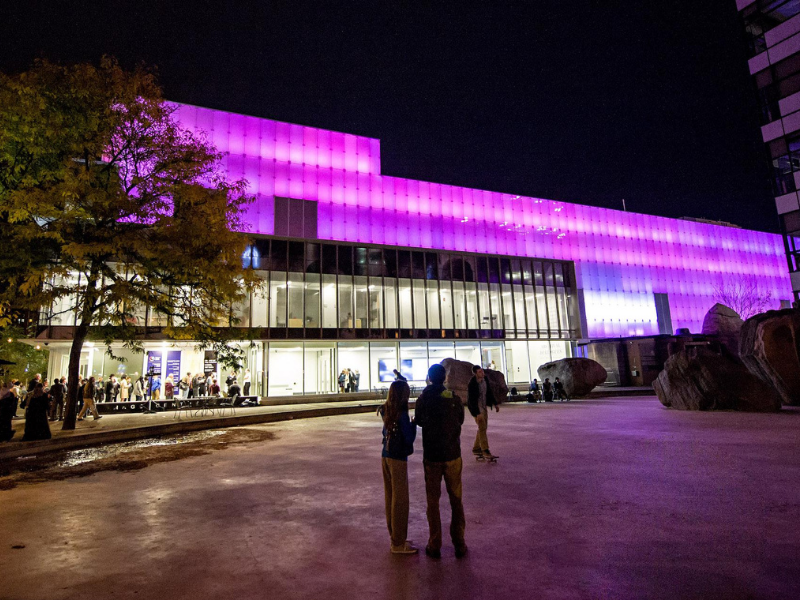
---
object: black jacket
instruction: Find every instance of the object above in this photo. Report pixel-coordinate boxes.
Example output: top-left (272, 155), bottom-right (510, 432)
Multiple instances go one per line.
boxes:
top-left (467, 376), bottom-right (496, 417)
top-left (414, 383), bottom-right (464, 463)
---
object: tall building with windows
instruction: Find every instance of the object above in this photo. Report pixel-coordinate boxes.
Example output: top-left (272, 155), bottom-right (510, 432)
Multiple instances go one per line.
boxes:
top-left (39, 103), bottom-right (792, 398)
top-left (738, 0), bottom-right (800, 300)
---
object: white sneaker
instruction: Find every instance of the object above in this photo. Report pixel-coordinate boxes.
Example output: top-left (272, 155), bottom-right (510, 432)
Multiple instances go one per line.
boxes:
top-left (390, 542), bottom-right (419, 555)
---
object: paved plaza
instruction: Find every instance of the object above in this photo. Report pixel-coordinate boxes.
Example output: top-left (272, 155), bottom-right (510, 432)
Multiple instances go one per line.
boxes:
top-left (1, 397), bottom-right (798, 599)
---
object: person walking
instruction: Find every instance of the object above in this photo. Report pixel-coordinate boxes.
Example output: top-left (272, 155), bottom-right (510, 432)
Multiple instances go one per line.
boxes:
top-left (119, 375), bottom-right (130, 402)
top-left (414, 364), bottom-right (467, 559)
top-left (49, 377), bottom-right (66, 421)
top-left (378, 380), bottom-right (417, 555)
top-left (77, 377), bottom-right (102, 421)
top-left (467, 365), bottom-right (499, 461)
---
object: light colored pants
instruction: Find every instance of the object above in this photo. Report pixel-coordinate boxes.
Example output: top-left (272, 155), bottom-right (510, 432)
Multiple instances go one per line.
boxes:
top-left (78, 396), bottom-right (100, 419)
top-left (473, 411), bottom-right (489, 453)
top-left (423, 457), bottom-right (466, 552)
top-left (382, 457), bottom-right (410, 548)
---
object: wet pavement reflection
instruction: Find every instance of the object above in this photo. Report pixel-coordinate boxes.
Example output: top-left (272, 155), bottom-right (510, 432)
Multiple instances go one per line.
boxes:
top-left (0, 427), bottom-right (276, 490)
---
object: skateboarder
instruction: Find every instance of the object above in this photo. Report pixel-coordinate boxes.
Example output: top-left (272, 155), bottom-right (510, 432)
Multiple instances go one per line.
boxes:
top-left (467, 365), bottom-right (499, 462)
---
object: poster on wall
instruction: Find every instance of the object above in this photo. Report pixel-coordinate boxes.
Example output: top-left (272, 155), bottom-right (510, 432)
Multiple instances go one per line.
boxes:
top-left (166, 350), bottom-right (181, 382)
top-left (204, 350), bottom-right (218, 376)
top-left (146, 351), bottom-right (163, 376)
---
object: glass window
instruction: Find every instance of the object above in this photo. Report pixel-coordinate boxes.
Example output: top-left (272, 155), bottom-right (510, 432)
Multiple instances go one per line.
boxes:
top-left (536, 287), bottom-right (549, 335)
top-left (288, 241), bottom-right (304, 273)
top-left (501, 284), bottom-right (514, 331)
top-left (528, 341), bottom-right (552, 378)
top-left (426, 279), bottom-right (440, 329)
top-left (513, 284), bottom-right (526, 332)
top-left (439, 281), bottom-right (454, 329)
top-left (384, 278), bottom-right (398, 329)
top-left (354, 275), bottom-right (368, 328)
top-left (305, 273), bottom-right (321, 328)
top-left (488, 257), bottom-right (500, 284)
top-left (455, 342), bottom-right (480, 365)
top-left (321, 244), bottom-right (337, 274)
top-left (488, 283), bottom-right (503, 329)
top-left (452, 281), bottom-right (466, 329)
top-left (398, 278), bottom-right (413, 328)
top-left (425, 252), bottom-right (438, 280)
top-left (270, 240), bottom-right (287, 272)
top-left (287, 273), bottom-right (304, 327)
top-left (385, 250), bottom-right (398, 278)
top-left (524, 284), bottom-right (537, 335)
top-left (370, 342), bottom-right (399, 390)
top-left (412, 279), bottom-right (427, 329)
top-left (412, 252), bottom-right (425, 279)
top-left (533, 262), bottom-right (544, 287)
top-left (398, 251), bottom-right (411, 278)
top-left (232, 287), bottom-right (250, 327)
top-left (305, 243), bottom-right (320, 273)
top-left (338, 275), bottom-right (354, 328)
top-left (428, 341), bottom-right (455, 367)
top-left (477, 282), bottom-right (491, 329)
top-left (337, 342), bottom-right (369, 392)
top-left (399, 342), bottom-right (428, 384)
top-left (546, 287), bottom-right (560, 333)
top-left (269, 272), bottom-right (287, 327)
top-left (480, 341), bottom-right (504, 372)
top-left (304, 342), bottom-right (336, 394)
top-left (511, 259), bottom-right (523, 285)
top-left (322, 274), bottom-right (337, 328)
top-left (251, 274), bottom-right (269, 327)
top-left (462, 255), bottom-right (476, 282)
top-left (500, 258), bottom-right (512, 284)
top-left (506, 340), bottom-right (531, 384)
top-left (338, 246), bottom-right (353, 276)
top-left (268, 342), bottom-right (303, 396)
top-left (465, 281), bottom-right (478, 329)
top-left (354, 247), bottom-right (368, 276)
top-left (369, 277), bottom-right (384, 329)
top-left (368, 249), bottom-right (384, 277)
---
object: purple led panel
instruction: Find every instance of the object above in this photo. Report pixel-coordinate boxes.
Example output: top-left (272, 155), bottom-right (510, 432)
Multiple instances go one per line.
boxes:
top-left (172, 103), bottom-right (793, 339)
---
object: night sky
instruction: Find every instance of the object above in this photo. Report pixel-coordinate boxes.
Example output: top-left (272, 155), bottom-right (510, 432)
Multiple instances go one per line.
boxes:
top-left (1, 1), bottom-right (778, 232)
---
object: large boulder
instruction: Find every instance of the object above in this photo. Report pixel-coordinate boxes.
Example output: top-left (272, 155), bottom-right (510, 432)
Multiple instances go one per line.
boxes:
top-left (740, 308), bottom-right (800, 406)
top-left (701, 303), bottom-right (744, 357)
top-left (653, 347), bottom-right (781, 412)
top-left (440, 358), bottom-right (509, 404)
top-left (537, 358), bottom-right (607, 397)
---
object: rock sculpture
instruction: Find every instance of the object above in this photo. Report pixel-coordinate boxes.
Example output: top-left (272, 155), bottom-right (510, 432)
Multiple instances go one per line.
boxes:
top-left (739, 308), bottom-right (800, 406)
top-left (653, 347), bottom-right (781, 412)
top-left (701, 303), bottom-right (744, 357)
top-left (440, 357), bottom-right (508, 404)
top-left (537, 358), bottom-right (607, 397)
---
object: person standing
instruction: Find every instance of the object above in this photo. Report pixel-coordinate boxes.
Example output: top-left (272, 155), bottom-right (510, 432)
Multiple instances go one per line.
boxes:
top-left (164, 375), bottom-right (175, 400)
top-left (77, 377), bottom-right (102, 421)
top-left (225, 370), bottom-right (236, 394)
top-left (553, 378), bottom-right (569, 402)
top-left (196, 373), bottom-right (207, 397)
top-left (49, 377), bottom-right (66, 421)
top-left (542, 378), bottom-right (554, 402)
top-left (133, 376), bottom-right (144, 402)
top-left (379, 380), bottom-right (417, 554)
top-left (414, 364), bottom-right (467, 559)
top-left (243, 369), bottom-right (251, 396)
top-left (354, 370), bottom-right (360, 392)
top-left (22, 383), bottom-right (51, 441)
top-left (338, 370), bottom-right (347, 393)
top-left (0, 382), bottom-right (17, 442)
top-left (119, 375), bottom-right (130, 402)
top-left (347, 369), bottom-right (355, 393)
top-left (467, 365), bottom-right (499, 461)
top-left (180, 372), bottom-right (190, 398)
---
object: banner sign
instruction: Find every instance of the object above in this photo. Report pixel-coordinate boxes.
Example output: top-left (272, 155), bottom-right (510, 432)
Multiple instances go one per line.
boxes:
top-left (204, 350), bottom-right (218, 376)
top-left (166, 350), bottom-right (181, 382)
top-left (146, 351), bottom-right (163, 376)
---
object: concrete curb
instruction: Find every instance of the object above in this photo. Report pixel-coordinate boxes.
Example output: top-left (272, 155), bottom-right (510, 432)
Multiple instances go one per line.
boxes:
top-left (0, 402), bottom-right (389, 461)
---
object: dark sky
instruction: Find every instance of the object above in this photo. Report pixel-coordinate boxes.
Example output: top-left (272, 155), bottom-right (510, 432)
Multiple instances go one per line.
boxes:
top-left (1, 1), bottom-right (779, 232)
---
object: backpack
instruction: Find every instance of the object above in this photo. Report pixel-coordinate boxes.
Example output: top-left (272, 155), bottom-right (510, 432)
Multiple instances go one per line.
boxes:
top-left (383, 420), bottom-right (413, 458)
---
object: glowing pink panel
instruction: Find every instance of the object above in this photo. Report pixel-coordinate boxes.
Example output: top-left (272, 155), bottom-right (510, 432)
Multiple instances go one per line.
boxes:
top-left (173, 104), bottom-right (793, 339)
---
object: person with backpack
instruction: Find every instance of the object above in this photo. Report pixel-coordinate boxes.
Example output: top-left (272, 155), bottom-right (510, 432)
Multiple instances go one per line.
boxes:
top-left (414, 364), bottom-right (467, 559)
top-left (467, 365), bottom-right (500, 461)
top-left (378, 380), bottom-right (417, 554)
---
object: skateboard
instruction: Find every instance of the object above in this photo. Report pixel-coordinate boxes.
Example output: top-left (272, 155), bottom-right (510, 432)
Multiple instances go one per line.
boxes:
top-left (475, 453), bottom-right (498, 463)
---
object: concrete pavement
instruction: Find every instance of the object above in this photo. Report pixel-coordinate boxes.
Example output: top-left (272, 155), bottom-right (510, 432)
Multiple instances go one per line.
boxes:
top-left (1, 396), bottom-right (798, 599)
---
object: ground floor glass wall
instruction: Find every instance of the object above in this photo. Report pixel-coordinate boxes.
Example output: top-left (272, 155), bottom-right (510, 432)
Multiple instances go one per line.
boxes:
top-left (48, 338), bottom-right (572, 398)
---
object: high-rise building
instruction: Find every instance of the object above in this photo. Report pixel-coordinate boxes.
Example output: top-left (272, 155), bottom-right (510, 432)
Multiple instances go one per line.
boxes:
top-left (737, 0), bottom-right (800, 301)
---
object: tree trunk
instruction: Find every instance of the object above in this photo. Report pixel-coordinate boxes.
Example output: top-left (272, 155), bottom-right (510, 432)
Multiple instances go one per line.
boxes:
top-left (60, 320), bottom-right (90, 430)
top-left (61, 269), bottom-right (100, 430)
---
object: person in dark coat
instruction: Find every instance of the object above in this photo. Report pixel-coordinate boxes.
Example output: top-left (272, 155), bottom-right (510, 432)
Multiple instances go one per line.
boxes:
top-left (543, 378), bottom-right (554, 402)
top-left (49, 377), bottom-right (66, 421)
top-left (22, 383), bottom-right (51, 441)
top-left (0, 383), bottom-right (17, 442)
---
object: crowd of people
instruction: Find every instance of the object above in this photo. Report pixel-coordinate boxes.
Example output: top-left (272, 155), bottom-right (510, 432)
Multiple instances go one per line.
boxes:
top-left (0, 367), bottom-right (258, 443)
top-left (527, 377), bottom-right (570, 402)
